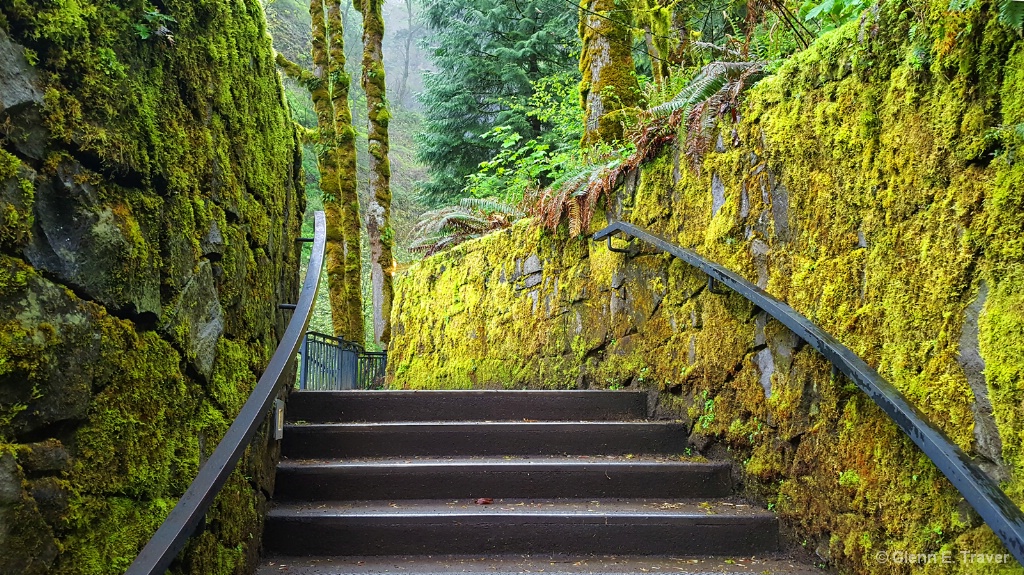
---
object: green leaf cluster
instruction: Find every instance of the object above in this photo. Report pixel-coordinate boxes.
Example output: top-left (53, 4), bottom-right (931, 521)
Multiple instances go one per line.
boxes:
top-left (461, 73), bottom-right (585, 204)
top-left (414, 0), bottom-right (580, 205)
top-left (133, 6), bottom-right (175, 41)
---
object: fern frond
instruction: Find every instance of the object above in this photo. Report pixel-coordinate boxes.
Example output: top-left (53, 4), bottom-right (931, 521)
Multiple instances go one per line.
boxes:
top-left (648, 61), bottom-right (766, 118)
top-left (409, 199), bottom-right (524, 255)
top-left (459, 197), bottom-right (525, 218)
top-left (692, 41), bottom-right (745, 58)
top-left (1000, 0), bottom-right (1024, 31)
top-left (947, 0), bottom-right (977, 10)
top-left (568, 199), bottom-right (583, 237)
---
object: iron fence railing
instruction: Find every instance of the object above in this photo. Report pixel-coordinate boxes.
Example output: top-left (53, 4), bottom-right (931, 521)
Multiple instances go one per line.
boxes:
top-left (299, 331), bottom-right (387, 390)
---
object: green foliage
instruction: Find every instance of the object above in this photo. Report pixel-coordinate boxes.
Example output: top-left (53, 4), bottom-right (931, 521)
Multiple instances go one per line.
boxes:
top-left (461, 73), bottom-right (585, 205)
top-left (999, 0), bottom-right (1024, 32)
top-left (133, 7), bottom-right (175, 41)
top-left (415, 0), bottom-right (579, 205)
top-left (949, 0), bottom-right (1024, 32)
top-left (648, 61), bottom-right (765, 117)
top-left (799, 0), bottom-right (869, 29)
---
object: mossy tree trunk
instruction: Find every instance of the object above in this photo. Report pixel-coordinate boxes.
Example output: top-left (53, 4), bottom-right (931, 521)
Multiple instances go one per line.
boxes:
top-left (279, 0), bottom-right (364, 343)
top-left (579, 0), bottom-right (641, 145)
top-left (634, 0), bottom-right (679, 85)
top-left (309, 0), bottom-right (353, 340)
top-left (397, 0), bottom-right (415, 107)
top-left (354, 0), bottom-right (394, 348)
top-left (327, 0), bottom-right (364, 344)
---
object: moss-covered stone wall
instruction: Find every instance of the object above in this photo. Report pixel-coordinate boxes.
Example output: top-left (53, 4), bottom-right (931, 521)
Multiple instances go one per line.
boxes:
top-left (390, 0), bottom-right (1024, 571)
top-left (0, 1), bottom-right (303, 573)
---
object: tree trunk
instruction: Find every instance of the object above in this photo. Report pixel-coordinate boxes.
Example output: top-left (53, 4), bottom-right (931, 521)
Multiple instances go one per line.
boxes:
top-left (578, 0), bottom-right (640, 145)
top-left (309, 0), bottom-right (351, 340)
top-left (397, 0), bottom-right (414, 107)
top-left (326, 0), bottom-right (365, 345)
top-left (635, 0), bottom-right (678, 84)
top-left (354, 0), bottom-right (393, 348)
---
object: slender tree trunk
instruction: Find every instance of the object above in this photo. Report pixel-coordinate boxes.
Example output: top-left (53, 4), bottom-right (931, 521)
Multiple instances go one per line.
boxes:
top-left (670, 2), bottom-right (689, 67)
top-left (354, 0), bottom-right (393, 348)
top-left (309, 0), bottom-right (351, 339)
top-left (397, 0), bottom-right (414, 107)
top-left (636, 0), bottom-right (676, 84)
top-left (327, 0), bottom-right (364, 344)
top-left (579, 0), bottom-right (640, 145)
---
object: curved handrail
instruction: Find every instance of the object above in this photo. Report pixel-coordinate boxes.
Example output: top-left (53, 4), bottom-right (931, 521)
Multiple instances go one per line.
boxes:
top-left (125, 211), bottom-right (327, 575)
top-left (593, 220), bottom-right (1024, 565)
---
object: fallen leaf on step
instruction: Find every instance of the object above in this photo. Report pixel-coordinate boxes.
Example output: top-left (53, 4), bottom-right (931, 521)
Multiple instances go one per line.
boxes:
top-left (475, 498), bottom-right (494, 505)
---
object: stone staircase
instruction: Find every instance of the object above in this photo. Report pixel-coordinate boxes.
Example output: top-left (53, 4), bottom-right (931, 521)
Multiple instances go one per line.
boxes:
top-left (258, 390), bottom-right (821, 574)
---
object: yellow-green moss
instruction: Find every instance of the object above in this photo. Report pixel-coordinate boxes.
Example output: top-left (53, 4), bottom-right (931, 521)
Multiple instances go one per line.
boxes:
top-left (578, 0), bottom-right (641, 145)
top-left (0, 149), bottom-right (35, 250)
top-left (391, 0), bottom-right (1024, 571)
top-left (0, 0), bottom-right (303, 572)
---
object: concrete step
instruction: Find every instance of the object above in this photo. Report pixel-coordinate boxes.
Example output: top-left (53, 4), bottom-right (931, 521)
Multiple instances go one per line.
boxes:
top-left (286, 390), bottom-right (649, 423)
top-left (256, 553), bottom-right (826, 574)
top-left (280, 421), bottom-right (689, 458)
top-left (262, 498), bottom-right (780, 557)
top-left (273, 456), bottom-right (731, 501)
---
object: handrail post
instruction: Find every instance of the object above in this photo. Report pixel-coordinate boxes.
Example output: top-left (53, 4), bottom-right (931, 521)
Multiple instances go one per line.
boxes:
top-left (298, 333), bottom-right (308, 390)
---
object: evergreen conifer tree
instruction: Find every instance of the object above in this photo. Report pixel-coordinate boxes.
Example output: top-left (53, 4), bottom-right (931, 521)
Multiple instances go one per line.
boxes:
top-left (415, 0), bottom-right (578, 204)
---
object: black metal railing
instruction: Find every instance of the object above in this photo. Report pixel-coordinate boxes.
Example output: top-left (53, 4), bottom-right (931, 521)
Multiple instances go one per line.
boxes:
top-left (359, 349), bottom-right (388, 389)
top-left (299, 331), bottom-right (387, 390)
top-left (593, 220), bottom-right (1024, 565)
top-left (125, 211), bottom-right (327, 575)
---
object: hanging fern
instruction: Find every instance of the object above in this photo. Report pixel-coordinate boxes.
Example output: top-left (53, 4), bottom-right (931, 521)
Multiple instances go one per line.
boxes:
top-left (647, 61), bottom-right (766, 118)
top-left (409, 199), bottom-right (524, 256)
top-left (647, 60), bottom-right (767, 170)
top-left (1000, 0), bottom-right (1024, 31)
top-left (458, 197), bottom-right (526, 218)
top-left (949, 0), bottom-right (1022, 31)
top-left (524, 116), bottom-right (679, 237)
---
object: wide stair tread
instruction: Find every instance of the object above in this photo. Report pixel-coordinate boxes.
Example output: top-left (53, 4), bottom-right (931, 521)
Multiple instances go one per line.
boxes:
top-left (263, 498), bottom-right (779, 556)
top-left (265, 390), bottom-right (822, 572)
top-left (286, 390), bottom-right (648, 423)
top-left (274, 455), bottom-right (732, 500)
top-left (282, 421), bottom-right (688, 458)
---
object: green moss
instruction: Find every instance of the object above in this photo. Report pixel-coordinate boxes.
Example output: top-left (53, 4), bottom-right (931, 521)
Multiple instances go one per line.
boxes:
top-left (55, 496), bottom-right (171, 575)
top-left (209, 338), bottom-right (259, 417)
top-left (578, 0), bottom-right (641, 145)
top-left (0, 0), bottom-right (302, 571)
top-left (391, 1), bottom-right (1024, 571)
top-left (0, 149), bottom-right (35, 250)
top-left (978, 265), bottom-right (1024, 503)
top-left (70, 328), bottom-right (195, 498)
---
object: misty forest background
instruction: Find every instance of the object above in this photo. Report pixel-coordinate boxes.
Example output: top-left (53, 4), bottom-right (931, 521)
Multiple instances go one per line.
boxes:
top-left (263, 0), bottom-right (1024, 349)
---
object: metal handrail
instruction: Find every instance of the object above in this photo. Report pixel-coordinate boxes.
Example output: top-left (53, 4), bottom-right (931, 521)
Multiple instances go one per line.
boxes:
top-left (593, 220), bottom-right (1024, 565)
top-left (125, 211), bottom-right (327, 575)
